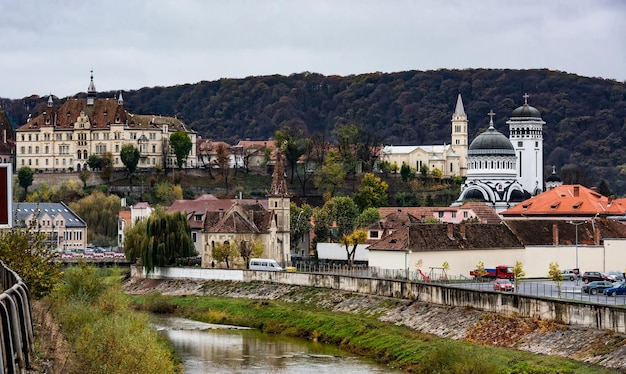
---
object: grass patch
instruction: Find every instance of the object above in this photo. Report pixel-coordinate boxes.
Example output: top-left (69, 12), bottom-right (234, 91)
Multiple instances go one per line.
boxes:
top-left (129, 293), bottom-right (621, 373)
top-left (47, 264), bottom-right (182, 373)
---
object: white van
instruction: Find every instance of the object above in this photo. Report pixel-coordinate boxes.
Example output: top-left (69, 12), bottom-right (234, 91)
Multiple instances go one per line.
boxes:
top-left (249, 258), bottom-right (283, 272)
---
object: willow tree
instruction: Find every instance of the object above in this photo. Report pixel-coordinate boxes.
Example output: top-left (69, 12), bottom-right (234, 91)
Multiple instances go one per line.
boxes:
top-left (141, 209), bottom-right (196, 273)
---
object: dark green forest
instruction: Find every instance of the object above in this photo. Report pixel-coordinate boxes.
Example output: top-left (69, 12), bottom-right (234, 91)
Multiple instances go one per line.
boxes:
top-left (2, 68), bottom-right (626, 195)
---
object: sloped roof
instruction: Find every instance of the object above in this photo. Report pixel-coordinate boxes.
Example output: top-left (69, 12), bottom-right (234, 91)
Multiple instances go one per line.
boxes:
top-left (458, 202), bottom-right (502, 223)
top-left (501, 185), bottom-right (626, 217)
top-left (13, 202), bottom-right (86, 228)
top-left (18, 97), bottom-right (190, 133)
top-left (203, 202), bottom-right (272, 234)
top-left (368, 223), bottom-right (524, 252)
top-left (503, 219), bottom-right (626, 246)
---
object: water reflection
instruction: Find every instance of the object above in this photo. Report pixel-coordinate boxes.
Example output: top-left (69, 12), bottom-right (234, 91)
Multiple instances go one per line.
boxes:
top-left (152, 317), bottom-right (399, 374)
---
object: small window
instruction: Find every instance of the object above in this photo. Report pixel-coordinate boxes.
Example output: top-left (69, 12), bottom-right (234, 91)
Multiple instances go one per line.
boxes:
top-left (369, 231), bottom-right (379, 238)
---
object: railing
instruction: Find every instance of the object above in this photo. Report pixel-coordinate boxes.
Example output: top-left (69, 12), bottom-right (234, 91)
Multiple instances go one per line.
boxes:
top-left (0, 261), bottom-right (34, 374)
top-left (291, 263), bottom-right (626, 306)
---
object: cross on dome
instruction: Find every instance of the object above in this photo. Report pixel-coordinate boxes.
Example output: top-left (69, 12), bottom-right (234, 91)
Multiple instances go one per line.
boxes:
top-left (523, 93), bottom-right (529, 105)
top-left (487, 110), bottom-right (496, 128)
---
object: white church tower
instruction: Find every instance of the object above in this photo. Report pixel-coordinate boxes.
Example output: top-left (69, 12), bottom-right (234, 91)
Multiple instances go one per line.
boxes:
top-left (451, 93), bottom-right (469, 177)
top-left (506, 94), bottom-right (545, 196)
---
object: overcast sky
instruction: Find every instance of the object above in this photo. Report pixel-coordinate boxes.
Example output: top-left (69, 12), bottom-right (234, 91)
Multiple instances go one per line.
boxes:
top-left (1, 0), bottom-right (624, 99)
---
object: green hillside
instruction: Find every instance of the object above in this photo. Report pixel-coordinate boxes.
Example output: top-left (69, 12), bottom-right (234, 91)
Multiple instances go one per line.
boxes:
top-left (3, 68), bottom-right (625, 195)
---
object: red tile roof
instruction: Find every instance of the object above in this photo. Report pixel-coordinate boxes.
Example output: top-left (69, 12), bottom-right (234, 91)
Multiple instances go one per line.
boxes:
top-left (501, 185), bottom-right (626, 217)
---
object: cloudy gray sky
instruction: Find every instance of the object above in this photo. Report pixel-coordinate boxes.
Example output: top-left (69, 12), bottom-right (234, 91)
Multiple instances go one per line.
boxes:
top-left (1, 0), bottom-right (624, 99)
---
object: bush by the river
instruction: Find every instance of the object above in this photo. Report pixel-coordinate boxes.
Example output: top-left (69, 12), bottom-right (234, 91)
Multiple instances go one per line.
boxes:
top-left (46, 264), bottom-right (181, 374)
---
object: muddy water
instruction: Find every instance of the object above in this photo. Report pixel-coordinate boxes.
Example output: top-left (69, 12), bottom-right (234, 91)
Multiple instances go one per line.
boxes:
top-left (152, 316), bottom-right (399, 373)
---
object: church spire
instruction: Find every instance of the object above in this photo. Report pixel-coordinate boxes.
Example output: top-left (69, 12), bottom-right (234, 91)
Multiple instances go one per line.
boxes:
top-left (269, 152), bottom-right (288, 197)
top-left (117, 91), bottom-right (124, 106)
top-left (453, 93), bottom-right (466, 118)
top-left (87, 70), bottom-right (96, 105)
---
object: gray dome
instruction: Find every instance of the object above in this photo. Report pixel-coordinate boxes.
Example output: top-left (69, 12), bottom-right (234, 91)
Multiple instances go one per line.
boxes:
top-left (468, 126), bottom-right (515, 156)
top-left (546, 171), bottom-right (562, 182)
top-left (511, 104), bottom-right (541, 118)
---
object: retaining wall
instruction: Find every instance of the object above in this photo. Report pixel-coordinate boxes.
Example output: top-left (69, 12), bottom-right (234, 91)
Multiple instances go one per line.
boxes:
top-left (131, 266), bottom-right (626, 333)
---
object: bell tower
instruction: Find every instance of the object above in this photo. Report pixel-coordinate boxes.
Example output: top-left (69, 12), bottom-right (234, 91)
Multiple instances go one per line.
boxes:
top-left (451, 93), bottom-right (468, 177)
top-left (267, 152), bottom-right (290, 266)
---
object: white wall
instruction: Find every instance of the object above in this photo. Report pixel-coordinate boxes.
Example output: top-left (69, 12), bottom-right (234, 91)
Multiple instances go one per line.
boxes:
top-left (369, 240), bottom-right (626, 279)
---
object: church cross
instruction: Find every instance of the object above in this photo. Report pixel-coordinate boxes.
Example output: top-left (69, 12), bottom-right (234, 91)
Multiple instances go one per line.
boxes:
top-left (487, 110), bottom-right (496, 120)
top-left (523, 93), bottom-right (529, 105)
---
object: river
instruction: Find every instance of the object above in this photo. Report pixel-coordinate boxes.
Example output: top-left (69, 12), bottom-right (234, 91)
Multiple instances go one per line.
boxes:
top-left (151, 316), bottom-right (400, 373)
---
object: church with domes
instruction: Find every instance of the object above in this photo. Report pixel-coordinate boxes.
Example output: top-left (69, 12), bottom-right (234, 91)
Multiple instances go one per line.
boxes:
top-left (453, 95), bottom-right (546, 213)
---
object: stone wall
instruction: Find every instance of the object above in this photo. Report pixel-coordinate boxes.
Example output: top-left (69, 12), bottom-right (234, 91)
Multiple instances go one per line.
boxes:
top-left (131, 266), bottom-right (626, 333)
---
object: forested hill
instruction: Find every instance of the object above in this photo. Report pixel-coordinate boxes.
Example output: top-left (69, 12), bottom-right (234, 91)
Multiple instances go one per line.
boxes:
top-left (2, 68), bottom-right (626, 194)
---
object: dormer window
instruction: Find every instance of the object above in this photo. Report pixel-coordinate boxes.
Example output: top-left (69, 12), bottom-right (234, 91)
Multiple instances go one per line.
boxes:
top-left (550, 202), bottom-right (560, 210)
top-left (115, 117), bottom-right (120, 123)
top-left (522, 203), bottom-right (531, 210)
top-left (45, 118), bottom-right (50, 125)
top-left (573, 202), bottom-right (582, 210)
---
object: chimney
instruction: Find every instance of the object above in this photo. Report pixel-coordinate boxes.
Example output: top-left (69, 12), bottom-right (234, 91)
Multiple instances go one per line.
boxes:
top-left (447, 223), bottom-right (454, 239)
top-left (218, 208), bottom-right (224, 220)
top-left (460, 223), bottom-right (466, 240)
top-left (552, 223), bottom-right (559, 246)
top-left (574, 186), bottom-right (580, 197)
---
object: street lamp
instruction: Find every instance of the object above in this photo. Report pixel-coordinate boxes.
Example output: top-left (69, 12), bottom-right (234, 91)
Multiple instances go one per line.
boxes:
top-left (568, 221), bottom-right (586, 285)
top-left (405, 250), bottom-right (412, 279)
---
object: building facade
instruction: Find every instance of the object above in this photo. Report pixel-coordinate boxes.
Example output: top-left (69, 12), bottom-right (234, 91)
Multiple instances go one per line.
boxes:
top-left (507, 94), bottom-right (546, 195)
top-left (13, 202), bottom-right (87, 251)
top-left (15, 73), bottom-right (196, 173)
top-left (380, 93), bottom-right (468, 178)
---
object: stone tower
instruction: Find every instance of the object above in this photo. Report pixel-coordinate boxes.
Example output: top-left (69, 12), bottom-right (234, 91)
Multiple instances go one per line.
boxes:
top-left (267, 152), bottom-right (290, 266)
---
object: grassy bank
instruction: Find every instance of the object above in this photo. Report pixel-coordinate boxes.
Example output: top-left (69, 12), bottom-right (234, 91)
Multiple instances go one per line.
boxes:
top-left (130, 291), bottom-right (620, 374)
top-left (44, 265), bottom-right (182, 374)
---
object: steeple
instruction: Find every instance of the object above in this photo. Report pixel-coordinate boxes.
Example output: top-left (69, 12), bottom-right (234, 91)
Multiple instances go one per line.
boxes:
top-left (451, 93), bottom-right (468, 177)
top-left (117, 91), bottom-right (124, 106)
top-left (269, 152), bottom-right (288, 197)
top-left (87, 70), bottom-right (96, 106)
top-left (453, 93), bottom-right (466, 118)
top-left (47, 94), bottom-right (53, 108)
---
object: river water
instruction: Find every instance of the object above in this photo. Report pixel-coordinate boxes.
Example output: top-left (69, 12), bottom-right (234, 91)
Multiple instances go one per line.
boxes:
top-left (152, 316), bottom-right (400, 374)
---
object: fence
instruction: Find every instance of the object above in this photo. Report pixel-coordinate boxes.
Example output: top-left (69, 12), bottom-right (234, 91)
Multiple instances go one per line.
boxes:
top-left (290, 263), bottom-right (626, 306)
top-left (0, 261), bottom-right (33, 374)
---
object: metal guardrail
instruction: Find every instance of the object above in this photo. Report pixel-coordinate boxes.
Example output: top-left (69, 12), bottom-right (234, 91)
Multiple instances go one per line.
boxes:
top-left (291, 263), bottom-right (626, 306)
top-left (0, 260), bottom-right (34, 374)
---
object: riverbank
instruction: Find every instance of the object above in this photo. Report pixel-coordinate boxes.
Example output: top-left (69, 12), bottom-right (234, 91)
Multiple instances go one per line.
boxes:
top-left (123, 277), bottom-right (626, 372)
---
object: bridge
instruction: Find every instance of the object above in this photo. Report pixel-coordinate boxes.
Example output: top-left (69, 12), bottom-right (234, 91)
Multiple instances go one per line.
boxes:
top-left (0, 261), bottom-right (33, 373)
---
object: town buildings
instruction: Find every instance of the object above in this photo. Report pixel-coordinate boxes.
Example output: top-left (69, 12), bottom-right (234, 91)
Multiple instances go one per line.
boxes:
top-left (15, 72), bottom-right (197, 173)
top-left (13, 202), bottom-right (87, 251)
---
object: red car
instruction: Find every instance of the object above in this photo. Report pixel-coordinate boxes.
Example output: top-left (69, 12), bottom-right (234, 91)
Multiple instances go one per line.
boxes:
top-left (493, 278), bottom-right (515, 292)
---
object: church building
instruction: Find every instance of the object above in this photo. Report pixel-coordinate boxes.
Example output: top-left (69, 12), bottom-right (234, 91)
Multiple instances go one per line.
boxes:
top-left (379, 93), bottom-right (468, 178)
top-left (453, 95), bottom-right (546, 213)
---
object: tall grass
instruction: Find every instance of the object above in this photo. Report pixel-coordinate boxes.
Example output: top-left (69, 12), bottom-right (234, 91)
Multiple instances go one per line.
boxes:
top-left (48, 264), bottom-right (180, 374)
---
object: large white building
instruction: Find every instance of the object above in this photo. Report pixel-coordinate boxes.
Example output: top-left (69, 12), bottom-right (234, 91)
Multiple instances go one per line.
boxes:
top-left (453, 95), bottom-right (545, 213)
top-left (15, 73), bottom-right (197, 173)
top-left (380, 93), bottom-right (468, 178)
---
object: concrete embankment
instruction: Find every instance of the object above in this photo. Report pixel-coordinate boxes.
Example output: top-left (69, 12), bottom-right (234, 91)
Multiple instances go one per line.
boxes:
top-left (123, 276), bottom-right (626, 370)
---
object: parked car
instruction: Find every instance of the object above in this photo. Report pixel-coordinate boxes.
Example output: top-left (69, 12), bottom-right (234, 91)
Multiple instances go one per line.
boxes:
top-left (582, 271), bottom-right (609, 283)
top-left (493, 278), bottom-right (515, 292)
top-left (604, 283), bottom-right (626, 296)
top-left (607, 271), bottom-right (625, 282)
top-left (603, 272), bottom-right (616, 282)
top-left (561, 269), bottom-right (580, 281)
top-left (581, 281), bottom-right (614, 295)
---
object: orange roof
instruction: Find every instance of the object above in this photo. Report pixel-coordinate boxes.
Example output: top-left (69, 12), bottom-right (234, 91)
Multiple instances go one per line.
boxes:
top-left (501, 185), bottom-right (626, 217)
